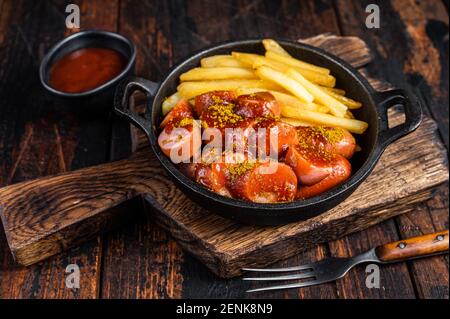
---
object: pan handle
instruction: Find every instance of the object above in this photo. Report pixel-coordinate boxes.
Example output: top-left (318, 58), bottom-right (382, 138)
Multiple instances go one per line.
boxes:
top-left (374, 89), bottom-right (422, 150)
top-left (114, 76), bottom-right (159, 137)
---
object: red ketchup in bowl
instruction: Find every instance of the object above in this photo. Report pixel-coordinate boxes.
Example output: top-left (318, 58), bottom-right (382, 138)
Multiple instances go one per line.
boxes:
top-left (48, 47), bottom-right (127, 93)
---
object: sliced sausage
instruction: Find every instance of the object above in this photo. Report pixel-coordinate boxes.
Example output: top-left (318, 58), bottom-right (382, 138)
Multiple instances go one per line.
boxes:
top-left (160, 99), bottom-right (195, 129)
top-left (229, 161), bottom-right (297, 203)
top-left (195, 162), bottom-right (231, 197)
top-left (251, 118), bottom-right (299, 158)
top-left (296, 155), bottom-right (352, 199)
top-left (201, 104), bottom-right (255, 153)
top-left (158, 124), bottom-right (201, 163)
top-left (285, 145), bottom-right (334, 186)
top-left (326, 128), bottom-right (356, 159)
top-left (194, 90), bottom-right (236, 116)
top-left (297, 126), bottom-right (356, 159)
top-left (235, 92), bottom-right (281, 118)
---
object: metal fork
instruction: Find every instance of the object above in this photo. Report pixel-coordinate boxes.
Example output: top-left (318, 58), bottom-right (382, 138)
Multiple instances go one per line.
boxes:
top-left (243, 230), bottom-right (449, 293)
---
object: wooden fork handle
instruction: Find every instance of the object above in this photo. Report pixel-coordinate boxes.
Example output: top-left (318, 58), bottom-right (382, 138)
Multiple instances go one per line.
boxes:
top-left (375, 230), bottom-right (449, 262)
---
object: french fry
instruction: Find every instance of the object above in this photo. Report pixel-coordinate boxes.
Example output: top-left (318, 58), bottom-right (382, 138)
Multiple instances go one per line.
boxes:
top-left (231, 52), bottom-right (264, 67)
top-left (200, 55), bottom-right (250, 68)
top-left (235, 87), bottom-right (328, 113)
top-left (162, 92), bottom-right (182, 115)
top-left (294, 67), bottom-right (335, 87)
top-left (285, 68), bottom-right (347, 117)
top-left (252, 56), bottom-right (287, 71)
top-left (253, 56), bottom-right (336, 87)
top-left (177, 80), bottom-right (283, 100)
top-left (281, 105), bottom-right (368, 134)
top-left (318, 87), bottom-right (362, 109)
top-left (262, 39), bottom-right (291, 57)
top-left (320, 86), bottom-right (346, 95)
top-left (235, 87), bottom-right (278, 96)
top-left (255, 65), bottom-right (314, 103)
top-left (266, 51), bottom-right (330, 75)
top-left (180, 67), bottom-right (258, 81)
top-left (270, 91), bottom-right (328, 113)
top-left (280, 117), bottom-right (314, 127)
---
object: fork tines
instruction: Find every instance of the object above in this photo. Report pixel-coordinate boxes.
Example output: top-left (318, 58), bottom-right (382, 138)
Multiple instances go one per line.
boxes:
top-left (242, 263), bottom-right (320, 293)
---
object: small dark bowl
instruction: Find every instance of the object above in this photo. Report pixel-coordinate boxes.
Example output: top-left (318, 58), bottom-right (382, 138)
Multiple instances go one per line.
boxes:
top-left (39, 30), bottom-right (136, 110)
top-left (114, 39), bottom-right (422, 225)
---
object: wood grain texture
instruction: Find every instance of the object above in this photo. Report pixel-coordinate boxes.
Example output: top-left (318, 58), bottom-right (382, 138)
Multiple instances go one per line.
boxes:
top-left (334, 0), bottom-right (449, 299)
top-left (0, 0), bottom-right (118, 299)
top-left (0, 35), bottom-right (447, 280)
top-left (396, 185), bottom-right (449, 299)
top-left (99, 0), bottom-right (184, 299)
top-left (335, 0), bottom-right (449, 147)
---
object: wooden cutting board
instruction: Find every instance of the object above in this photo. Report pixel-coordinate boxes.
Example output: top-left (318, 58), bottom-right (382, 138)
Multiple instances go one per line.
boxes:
top-left (0, 34), bottom-right (447, 278)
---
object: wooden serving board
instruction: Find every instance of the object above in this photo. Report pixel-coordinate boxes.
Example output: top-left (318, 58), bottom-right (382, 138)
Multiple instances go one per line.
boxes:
top-left (0, 34), bottom-right (447, 278)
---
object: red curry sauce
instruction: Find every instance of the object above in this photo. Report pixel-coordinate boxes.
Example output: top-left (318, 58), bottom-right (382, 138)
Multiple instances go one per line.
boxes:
top-left (49, 47), bottom-right (127, 93)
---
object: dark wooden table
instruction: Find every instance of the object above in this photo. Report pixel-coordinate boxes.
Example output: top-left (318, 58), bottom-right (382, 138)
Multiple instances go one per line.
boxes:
top-left (0, 0), bottom-right (448, 299)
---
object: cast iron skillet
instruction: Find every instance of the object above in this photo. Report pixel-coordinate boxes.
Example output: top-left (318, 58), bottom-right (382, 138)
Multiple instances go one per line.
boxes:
top-left (114, 39), bottom-right (422, 225)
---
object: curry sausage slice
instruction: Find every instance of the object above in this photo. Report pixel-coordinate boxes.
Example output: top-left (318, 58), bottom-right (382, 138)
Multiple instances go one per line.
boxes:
top-left (160, 99), bottom-right (195, 129)
top-left (194, 90), bottom-right (236, 116)
top-left (285, 145), bottom-right (333, 186)
top-left (158, 100), bottom-right (200, 162)
top-left (252, 118), bottom-right (299, 158)
top-left (195, 162), bottom-right (232, 197)
top-left (229, 161), bottom-right (297, 203)
top-left (235, 92), bottom-right (281, 118)
top-left (296, 155), bottom-right (352, 199)
top-left (297, 126), bottom-right (356, 159)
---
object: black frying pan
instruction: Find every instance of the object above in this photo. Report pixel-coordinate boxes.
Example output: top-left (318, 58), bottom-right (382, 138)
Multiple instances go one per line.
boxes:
top-left (114, 39), bottom-right (422, 225)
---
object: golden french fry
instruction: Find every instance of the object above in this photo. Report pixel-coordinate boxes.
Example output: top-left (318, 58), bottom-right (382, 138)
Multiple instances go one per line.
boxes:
top-left (253, 56), bottom-right (336, 87)
top-left (262, 39), bottom-right (291, 57)
top-left (162, 92), bottom-right (182, 115)
top-left (234, 87), bottom-right (277, 96)
top-left (293, 67), bottom-right (335, 87)
top-left (319, 86), bottom-right (346, 95)
top-left (319, 87), bottom-right (362, 109)
top-left (200, 55), bottom-right (250, 68)
top-left (177, 80), bottom-right (283, 100)
top-left (252, 56), bottom-right (287, 71)
top-left (285, 68), bottom-right (347, 117)
top-left (235, 87), bottom-right (328, 113)
top-left (271, 91), bottom-right (328, 112)
top-left (255, 66), bottom-right (314, 103)
top-left (266, 51), bottom-right (330, 75)
top-left (231, 52), bottom-right (265, 67)
top-left (179, 67), bottom-right (257, 81)
top-left (281, 105), bottom-right (368, 134)
top-left (280, 117), bottom-right (314, 127)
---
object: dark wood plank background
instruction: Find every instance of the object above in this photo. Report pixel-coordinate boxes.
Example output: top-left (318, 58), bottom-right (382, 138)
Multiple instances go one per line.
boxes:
top-left (0, 0), bottom-right (448, 299)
